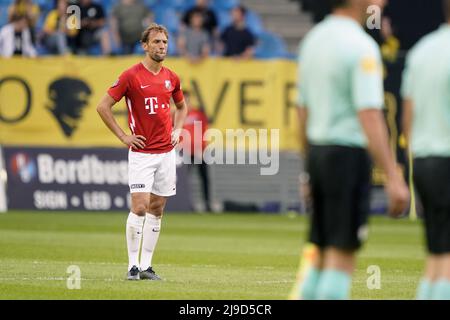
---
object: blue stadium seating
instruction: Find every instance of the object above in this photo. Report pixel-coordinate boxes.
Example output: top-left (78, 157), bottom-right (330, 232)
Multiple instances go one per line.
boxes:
top-left (212, 0), bottom-right (239, 11)
top-left (254, 31), bottom-right (290, 59)
top-left (153, 0), bottom-right (186, 12)
top-left (215, 8), bottom-right (231, 32)
top-left (0, 0), bottom-right (293, 59)
top-left (154, 6), bottom-right (180, 34)
top-left (0, 5), bottom-right (8, 27)
top-left (246, 9), bottom-right (263, 36)
top-left (142, 0), bottom-right (158, 9)
top-left (35, 0), bottom-right (54, 12)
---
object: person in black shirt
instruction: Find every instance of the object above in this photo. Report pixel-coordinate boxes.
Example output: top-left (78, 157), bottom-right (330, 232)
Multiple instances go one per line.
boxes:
top-left (220, 5), bottom-right (255, 59)
top-left (75, 0), bottom-right (110, 54)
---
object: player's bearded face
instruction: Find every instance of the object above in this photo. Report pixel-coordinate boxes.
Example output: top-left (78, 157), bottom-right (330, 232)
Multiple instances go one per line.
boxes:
top-left (145, 32), bottom-right (168, 62)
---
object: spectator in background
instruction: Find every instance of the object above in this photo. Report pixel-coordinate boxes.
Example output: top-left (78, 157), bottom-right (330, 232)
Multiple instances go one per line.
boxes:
top-left (179, 90), bottom-right (212, 212)
top-left (182, 0), bottom-right (218, 38)
top-left (111, 0), bottom-right (153, 55)
top-left (177, 11), bottom-right (210, 63)
top-left (7, 0), bottom-right (40, 44)
top-left (42, 0), bottom-right (78, 54)
top-left (0, 14), bottom-right (36, 57)
top-left (75, 0), bottom-right (111, 55)
top-left (220, 5), bottom-right (255, 59)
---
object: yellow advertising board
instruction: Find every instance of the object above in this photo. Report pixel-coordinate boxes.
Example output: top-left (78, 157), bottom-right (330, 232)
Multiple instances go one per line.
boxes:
top-left (0, 57), bottom-right (300, 150)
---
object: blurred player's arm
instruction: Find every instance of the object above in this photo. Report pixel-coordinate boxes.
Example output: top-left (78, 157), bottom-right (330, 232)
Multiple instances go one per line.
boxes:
top-left (171, 99), bottom-right (188, 146)
top-left (358, 109), bottom-right (409, 216)
top-left (400, 55), bottom-right (413, 149)
top-left (402, 98), bottom-right (413, 148)
top-left (297, 106), bottom-right (308, 156)
top-left (96, 94), bottom-right (146, 149)
top-left (297, 105), bottom-right (311, 213)
top-left (354, 47), bottom-right (409, 216)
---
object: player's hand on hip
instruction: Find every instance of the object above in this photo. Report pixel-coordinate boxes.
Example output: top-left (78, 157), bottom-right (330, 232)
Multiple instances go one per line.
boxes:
top-left (385, 174), bottom-right (410, 218)
top-left (171, 129), bottom-right (182, 147)
top-left (120, 134), bottom-right (146, 149)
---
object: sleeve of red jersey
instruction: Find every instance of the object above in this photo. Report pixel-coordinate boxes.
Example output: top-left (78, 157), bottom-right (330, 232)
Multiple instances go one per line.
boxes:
top-left (107, 71), bottom-right (129, 102)
top-left (172, 73), bottom-right (184, 104)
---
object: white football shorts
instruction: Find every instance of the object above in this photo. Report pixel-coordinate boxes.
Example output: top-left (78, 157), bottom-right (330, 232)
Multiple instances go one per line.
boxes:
top-left (128, 148), bottom-right (176, 196)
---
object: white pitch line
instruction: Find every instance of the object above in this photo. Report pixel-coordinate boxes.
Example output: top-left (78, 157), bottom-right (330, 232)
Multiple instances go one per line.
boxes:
top-left (0, 277), bottom-right (292, 284)
top-left (0, 277), bottom-right (138, 282)
top-left (5, 261), bottom-right (276, 270)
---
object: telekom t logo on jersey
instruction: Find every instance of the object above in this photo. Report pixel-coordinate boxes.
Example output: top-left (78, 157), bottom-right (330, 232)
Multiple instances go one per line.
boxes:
top-left (144, 97), bottom-right (168, 115)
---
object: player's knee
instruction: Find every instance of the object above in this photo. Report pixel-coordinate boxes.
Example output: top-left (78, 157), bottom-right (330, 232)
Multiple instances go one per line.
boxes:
top-left (131, 203), bottom-right (147, 215)
top-left (149, 204), bottom-right (164, 216)
top-left (149, 200), bottom-right (165, 216)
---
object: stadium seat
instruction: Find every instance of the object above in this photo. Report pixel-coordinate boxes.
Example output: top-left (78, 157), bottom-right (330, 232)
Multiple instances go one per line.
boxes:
top-left (154, 7), bottom-right (180, 35)
top-left (178, 0), bottom-right (196, 12)
top-left (215, 8), bottom-right (231, 32)
top-left (254, 31), bottom-right (290, 59)
top-left (142, 0), bottom-right (158, 8)
top-left (246, 9), bottom-right (264, 36)
top-left (212, 0), bottom-right (240, 11)
top-left (87, 43), bottom-right (102, 56)
top-left (0, 5), bottom-right (8, 27)
top-left (35, 0), bottom-right (54, 12)
top-left (167, 31), bottom-right (178, 56)
top-left (154, 0), bottom-right (185, 11)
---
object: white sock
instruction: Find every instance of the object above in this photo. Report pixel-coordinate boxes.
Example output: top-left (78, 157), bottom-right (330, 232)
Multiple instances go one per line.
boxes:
top-left (126, 212), bottom-right (145, 270)
top-left (140, 213), bottom-right (162, 271)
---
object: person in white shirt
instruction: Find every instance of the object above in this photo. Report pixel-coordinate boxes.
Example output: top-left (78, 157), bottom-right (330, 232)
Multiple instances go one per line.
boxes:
top-left (0, 14), bottom-right (36, 57)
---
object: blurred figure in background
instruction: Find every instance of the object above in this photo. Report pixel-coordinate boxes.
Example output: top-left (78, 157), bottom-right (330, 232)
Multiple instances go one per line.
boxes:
top-left (111, 0), bottom-right (153, 55)
top-left (42, 0), bottom-right (78, 54)
top-left (7, 0), bottom-right (40, 44)
top-left (182, 0), bottom-right (218, 40)
top-left (180, 90), bottom-right (211, 212)
top-left (0, 14), bottom-right (36, 57)
top-left (296, 0), bottom-right (409, 300)
top-left (177, 11), bottom-right (210, 63)
top-left (402, 0), bottom-right (450, 300)
top-left (75, 0), bottom-right (111, 55)
top-left (220, 5), bottom-right (255, 59)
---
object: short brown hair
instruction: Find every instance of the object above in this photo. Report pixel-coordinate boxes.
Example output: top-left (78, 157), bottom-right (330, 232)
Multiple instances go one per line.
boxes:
top-left (140, 23), bottom-right (169, 43)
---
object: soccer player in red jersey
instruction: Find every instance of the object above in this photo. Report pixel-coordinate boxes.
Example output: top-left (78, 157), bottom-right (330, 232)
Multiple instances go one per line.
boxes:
top-left (96, 23), bottom-right (187, 280)
top-left (180, 90), bottom-right (211, 211)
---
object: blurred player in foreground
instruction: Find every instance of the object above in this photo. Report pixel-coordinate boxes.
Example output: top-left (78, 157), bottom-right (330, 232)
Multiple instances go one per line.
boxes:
top-left (295, 0), bottom-right (409, 299)
top-left (402, 0), bottom-right (450, 300)
top-left (97, 23), bottom-right (187, 280)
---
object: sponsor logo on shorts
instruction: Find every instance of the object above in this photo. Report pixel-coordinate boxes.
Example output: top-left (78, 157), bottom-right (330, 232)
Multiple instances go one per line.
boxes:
top-left (130, 184), bottom-right (145, 189)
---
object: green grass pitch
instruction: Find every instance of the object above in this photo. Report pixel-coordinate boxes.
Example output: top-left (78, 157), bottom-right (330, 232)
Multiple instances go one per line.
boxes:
top-left (0, 211), bottom-right (425, 299)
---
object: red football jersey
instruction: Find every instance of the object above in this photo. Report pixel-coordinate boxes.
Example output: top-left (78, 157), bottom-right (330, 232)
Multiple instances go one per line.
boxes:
top-left (181, 108), bottom-right (209, 157)
top-left (108, 62), bottom-right (184, 154)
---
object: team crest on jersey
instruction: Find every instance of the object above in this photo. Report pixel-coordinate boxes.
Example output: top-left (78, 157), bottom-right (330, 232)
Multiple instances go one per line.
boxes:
top-left (165, 80), bottom-right (172, 90)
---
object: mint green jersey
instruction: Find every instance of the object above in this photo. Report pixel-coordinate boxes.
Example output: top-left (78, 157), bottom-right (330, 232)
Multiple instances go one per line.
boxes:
top-left (298, 15), bottom-right (384, 147)
top-left (401, 25), bottom-right (450, 158)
